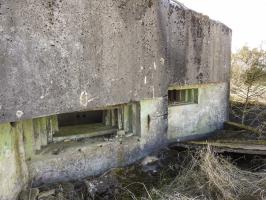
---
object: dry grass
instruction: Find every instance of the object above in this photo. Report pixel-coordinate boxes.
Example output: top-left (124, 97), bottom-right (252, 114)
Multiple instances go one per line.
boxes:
top-left (23, 147), bottom-right (266, 200)
top-left (150, 146), bottom-right (266, 200)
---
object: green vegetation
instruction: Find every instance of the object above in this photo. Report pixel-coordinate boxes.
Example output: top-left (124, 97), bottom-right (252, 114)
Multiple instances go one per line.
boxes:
top-left (230, 46), bottom-right (266, 133)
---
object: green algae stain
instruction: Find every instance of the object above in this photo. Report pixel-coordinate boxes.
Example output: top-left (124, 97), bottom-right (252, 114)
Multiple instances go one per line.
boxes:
top-left (22, 120), bottom-right (35, 160)
top-left (13, 122), bottom-right (24, 178)
top-left (0, 123), bottom-right (12, 161)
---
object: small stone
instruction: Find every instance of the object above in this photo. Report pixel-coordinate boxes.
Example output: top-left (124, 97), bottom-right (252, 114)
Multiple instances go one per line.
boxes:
top-left (159, 57), bottom-right (165, 65)
top-left (38, 189), bottom-right (55, 199)
top-left (84, 175), bottom-right (120, 198)
top-left (141, 156), bottom-right (159, 166)
top-left (117, 130), bottom-right (125, 137)
top-left (16, 110), bottom-right (24, 118)
top-left (84, 180), bottom-right (97, 199)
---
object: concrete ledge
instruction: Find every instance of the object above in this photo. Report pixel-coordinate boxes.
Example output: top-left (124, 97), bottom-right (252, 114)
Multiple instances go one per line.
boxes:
top-left (28, 135), bottom-right (166, 186)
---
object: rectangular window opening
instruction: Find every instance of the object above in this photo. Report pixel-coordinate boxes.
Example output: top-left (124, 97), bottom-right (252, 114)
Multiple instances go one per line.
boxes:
top-left (49, 103), bottom-right (140, 143)
top-left (53, 110), bottom-right (117, 142)
top-left (168, 88), bottom-right (198, 106)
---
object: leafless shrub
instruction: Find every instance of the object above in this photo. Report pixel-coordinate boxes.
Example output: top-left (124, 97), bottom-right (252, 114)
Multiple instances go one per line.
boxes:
top-left (201, 147), bottom-right (266, 200)
top-left (151, 147), bottom-right (266, 200)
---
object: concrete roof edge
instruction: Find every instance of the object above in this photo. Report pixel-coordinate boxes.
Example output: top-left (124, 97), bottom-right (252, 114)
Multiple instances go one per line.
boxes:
top-left (169, 0), bottom-right (232, 33)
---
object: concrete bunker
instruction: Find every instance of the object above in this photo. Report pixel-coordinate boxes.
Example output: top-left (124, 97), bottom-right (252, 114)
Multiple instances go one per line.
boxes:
top-left (0, 0), bottom-right (231, 199)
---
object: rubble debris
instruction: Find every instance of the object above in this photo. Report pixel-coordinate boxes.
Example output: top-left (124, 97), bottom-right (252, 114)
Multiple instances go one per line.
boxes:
top-left (20, 145), bottom-right (266, 200)
top-left (38, 189), bottom-right (55, 199)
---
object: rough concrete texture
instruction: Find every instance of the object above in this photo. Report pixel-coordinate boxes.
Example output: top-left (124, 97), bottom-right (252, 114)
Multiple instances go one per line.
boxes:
top-left (0, 0), bottom-right (231, 123)
top-left (29, 97), bottom-right (168, 185)
top-left (0, 123), bottom-right (28, 200)
top-left (29, 137), bottom-right (144, 185)
top-left (168, 83), bottom-right (229, 140)
top-left (140, 97), bottom-right (168, 145)
top-left (0, 1), bottom-right (231, 199)
top-left (161, 2), bottom-right (231, 85)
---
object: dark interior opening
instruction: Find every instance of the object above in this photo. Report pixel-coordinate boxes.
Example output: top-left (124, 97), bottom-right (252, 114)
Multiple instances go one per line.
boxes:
top-left (58, 110), bottom-right (103, 127)
top-left (168, 88), bottom-right (198, 105)
top-left (52, 104), bottom-right (139, 142)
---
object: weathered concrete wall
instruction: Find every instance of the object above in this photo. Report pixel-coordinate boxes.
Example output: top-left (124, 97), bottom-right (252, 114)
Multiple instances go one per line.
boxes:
top-left (0, 0), bottom-right (231, 198)
top-left (29, 137), bottom-right (144, 184)
top-left (0, 0), bottom-right (167, 123)
top-left (159, 1), bottom-right (231, 85)
top-left (140, 97), bottom-right (168, 145)
top-left (168, 83), bottom-right (229, 140)
top-left (0, 123), bottom-right (28, 200)
top-left (0, 0), bottom-right (231, 124)
top-left (29, 97), bottom-right (168, 185)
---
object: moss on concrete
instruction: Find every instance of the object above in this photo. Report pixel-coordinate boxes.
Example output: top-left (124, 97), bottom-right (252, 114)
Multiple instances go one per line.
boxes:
top-left (22, 120), bottom-right (35, 160)
top-left (0, 123), bottom-right (12, 161)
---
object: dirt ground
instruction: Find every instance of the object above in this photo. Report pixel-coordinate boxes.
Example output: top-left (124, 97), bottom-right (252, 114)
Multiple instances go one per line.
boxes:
top-left (19, 145), bottom-right (266, 200)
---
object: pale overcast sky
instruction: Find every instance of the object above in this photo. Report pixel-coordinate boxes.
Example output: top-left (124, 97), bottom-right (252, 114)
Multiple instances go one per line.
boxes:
top-left (177, 0), bottom-right (266, 52)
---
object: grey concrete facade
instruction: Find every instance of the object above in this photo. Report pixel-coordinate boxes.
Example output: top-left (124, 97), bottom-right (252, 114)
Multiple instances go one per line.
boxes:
top-left (0, 0), bottom-right (230, 123)
top-left (168, 83), bottom-right (229, 141)
top-left (0, 0), bottom-right (231, 199)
